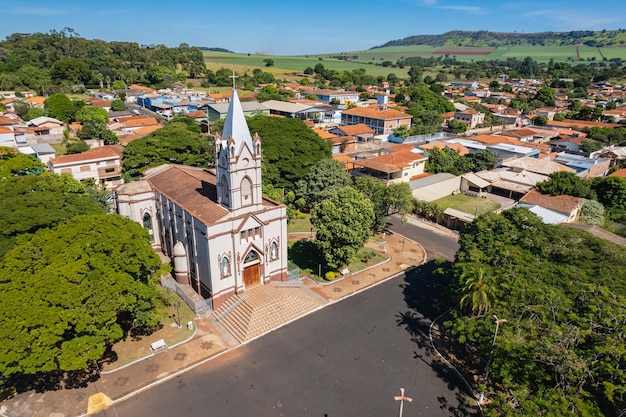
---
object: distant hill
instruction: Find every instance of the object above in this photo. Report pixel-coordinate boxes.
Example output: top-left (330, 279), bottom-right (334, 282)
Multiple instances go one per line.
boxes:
top-left (198, 47), bottom-right (234, 53)
top-left (375, 30), bottom-right (626, 49)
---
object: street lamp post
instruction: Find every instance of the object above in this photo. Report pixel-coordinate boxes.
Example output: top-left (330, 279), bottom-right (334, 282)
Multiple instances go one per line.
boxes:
top-left (394, 388), bottom-right (412, 417)
top-left (479, 315), bottom-right (506, 404)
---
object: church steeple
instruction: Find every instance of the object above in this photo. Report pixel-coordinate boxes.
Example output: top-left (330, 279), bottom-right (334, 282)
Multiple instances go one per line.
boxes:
top-left (213, 82), bottom-right (262, 214)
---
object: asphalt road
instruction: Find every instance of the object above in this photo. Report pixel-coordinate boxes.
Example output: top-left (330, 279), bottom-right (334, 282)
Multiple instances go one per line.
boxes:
top-left (95, 217), bottom-right (469, 417)
top-left (387, 215), bottom-right (460, 261)
top-left (96, 281), bottom-right (471, 416)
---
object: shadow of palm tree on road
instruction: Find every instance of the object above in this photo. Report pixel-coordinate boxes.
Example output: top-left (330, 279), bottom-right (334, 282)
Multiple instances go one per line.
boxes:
top-left (395, 260), bottom-right (479, 417)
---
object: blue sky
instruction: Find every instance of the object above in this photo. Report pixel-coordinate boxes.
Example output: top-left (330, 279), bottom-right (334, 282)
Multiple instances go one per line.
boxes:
top-left (2, 0), bottom-right (626, 55)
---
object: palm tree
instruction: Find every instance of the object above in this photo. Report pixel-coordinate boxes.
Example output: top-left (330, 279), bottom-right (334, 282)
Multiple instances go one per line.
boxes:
top-left (459, 265), bottom-right (497, 316)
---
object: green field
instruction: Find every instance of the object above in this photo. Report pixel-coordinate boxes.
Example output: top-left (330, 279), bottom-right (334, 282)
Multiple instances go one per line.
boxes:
top-left (204, 51), bottom-right (410, 78)
top-left (204, 44), bottom-right (626, 82)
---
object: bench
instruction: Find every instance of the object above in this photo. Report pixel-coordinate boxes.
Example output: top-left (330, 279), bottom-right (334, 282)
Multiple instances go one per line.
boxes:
top-left (150, 339), bottom-right (168, 352)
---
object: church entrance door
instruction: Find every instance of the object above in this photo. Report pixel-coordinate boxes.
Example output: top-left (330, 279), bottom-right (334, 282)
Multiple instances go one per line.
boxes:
top-left (243, 263), bottom-right (260, 287)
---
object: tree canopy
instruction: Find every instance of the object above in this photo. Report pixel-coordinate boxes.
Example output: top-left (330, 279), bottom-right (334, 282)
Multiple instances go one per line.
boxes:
top-left (310, 187), bottom-right (374, 269)
top-left (295, 158), bottom-right (353, 208)
top-left (44, 93), bottom-right (74, 122)
top-left (0, 214), bottom-right (163, 376)
top-left (122, 119), bottom-right (213, 181)
top-left (446, 208), bottom-right (626, 416)
top-left (242, 115), bottom-right (332, 190)
top-left (354, 177), bottom-right (415, 232)
top-left (0, 173), bottom-right (106, 258)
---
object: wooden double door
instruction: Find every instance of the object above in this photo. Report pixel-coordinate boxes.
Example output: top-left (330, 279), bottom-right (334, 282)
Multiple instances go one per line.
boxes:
top-left (243, 263), bottom-right (260, 287)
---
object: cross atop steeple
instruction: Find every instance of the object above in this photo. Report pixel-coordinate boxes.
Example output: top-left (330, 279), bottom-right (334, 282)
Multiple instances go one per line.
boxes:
top-left (229, 71), bottom-right (238, 89)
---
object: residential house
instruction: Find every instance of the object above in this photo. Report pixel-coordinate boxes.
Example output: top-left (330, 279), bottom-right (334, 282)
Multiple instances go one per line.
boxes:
top-left (328, 123), bottom-right (380, 151)
top-left (24, 96), bottom-right (46, 109)
top-left (518, 189), bottom-right (582, 224)
top-left (0, 126), bottom-right (15, 147)
top-left (205, 102), bottom-right (268, 122)
top-left (461, 168), bottom-right (548, 200)
top-left (454, 108), bottom-right (485, 128)
top-left (27, 116), bottom-right (65, 136)
top-left (309, 90), bottom-right (360, 106)
top-left (601, 146), bottom-right (626, 166)
top-left (118, 116), bottom-right (160, 134)
top-left (341, 107), bottom-right (412, 135)
top-left (48, 145), bottom-right (124, 188)
top-left (261, 100), bottom-right (330, 122)
top-left (552, 152), bottom-right (611, 178)
top-left (500, 156), bottom-right (575, 176)
top-left (351, 150), bottom-right (427, 184)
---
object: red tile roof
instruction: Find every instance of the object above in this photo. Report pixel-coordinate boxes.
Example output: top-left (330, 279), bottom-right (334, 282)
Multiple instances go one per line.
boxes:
top-left (609, 168), bottom-right (626, 178)
top-left (121, 117), bottom-right (159, 128)
top-left (335, 123), bottom-right (375, 136)
top-left (355, 150), bottom-right (426, 173)
top-left (519, 189), bottom-right (580, 214)
top-left (342, 107), bottom-right (412, 120)
top-left (50, 145), bottom-right (123, 165)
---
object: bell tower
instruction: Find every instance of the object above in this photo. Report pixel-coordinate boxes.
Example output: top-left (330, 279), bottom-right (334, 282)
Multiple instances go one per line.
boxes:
top-left (214, 79), bottom-right (263, 215)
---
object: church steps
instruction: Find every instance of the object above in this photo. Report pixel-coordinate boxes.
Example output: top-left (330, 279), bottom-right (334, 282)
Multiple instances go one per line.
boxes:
top-left (213, 283), bottom-right (326, 343)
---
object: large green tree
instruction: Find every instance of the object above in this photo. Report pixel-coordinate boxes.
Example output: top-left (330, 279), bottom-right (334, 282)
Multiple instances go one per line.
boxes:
top-left (310, 187), bottom-right (374, 269)
top-left (75, 105), bottom-right (109, 124)
top-left (244, 116), bottom-right (331, 189)
top-left (446, 208), bottom-right (626, 416)
top-left (49, 57), bottom-right (91, 84)
top-left (295, 158), bottom-right (352, 208)
top-left (536, 171), bottom-right (595, 198)
top-left (354, 177), bottom-right (415, 232)
top-left (0, 214), bottom-right (163, 375)
top-left (0, 173), bottom-right (105, 257)
top-left (122, 119), bottom-right (213, 180)
top-left (44, 93), bottom-right (74, 122)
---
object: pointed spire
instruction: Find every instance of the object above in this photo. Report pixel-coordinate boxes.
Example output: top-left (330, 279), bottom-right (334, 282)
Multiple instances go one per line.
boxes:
top-left (221, 87), bottom-right (253, 156)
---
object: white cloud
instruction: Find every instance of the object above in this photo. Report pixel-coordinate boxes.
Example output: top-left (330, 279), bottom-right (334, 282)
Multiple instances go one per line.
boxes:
top-left (438, 5), bottom-right (483, 13)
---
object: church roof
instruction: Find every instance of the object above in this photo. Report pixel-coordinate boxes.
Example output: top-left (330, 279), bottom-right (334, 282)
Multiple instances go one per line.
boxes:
top-left (143, 164), bottom-right (281, 227)
top-left (144, 165), bottom-right (230, 225)
top-left (221, 89), bottom-right (254, 155)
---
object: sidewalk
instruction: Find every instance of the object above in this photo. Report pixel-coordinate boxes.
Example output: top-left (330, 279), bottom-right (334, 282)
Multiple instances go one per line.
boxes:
top-left (0, 231), bottom-right (426, 417)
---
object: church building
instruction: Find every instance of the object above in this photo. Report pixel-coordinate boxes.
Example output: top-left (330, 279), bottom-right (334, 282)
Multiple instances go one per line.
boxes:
top-left (114, 90), bottom-right (288, 311)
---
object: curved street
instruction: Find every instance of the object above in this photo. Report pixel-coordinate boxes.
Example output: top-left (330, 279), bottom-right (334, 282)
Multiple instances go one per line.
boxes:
top-left (93, 217), bottom-right (470, 417)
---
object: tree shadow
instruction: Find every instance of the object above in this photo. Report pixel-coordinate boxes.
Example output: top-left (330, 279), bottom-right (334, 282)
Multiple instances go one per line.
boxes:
top-left (396, 260), bottom-right (480, 416)
top-left (287, 239), bottom-right (325, 275)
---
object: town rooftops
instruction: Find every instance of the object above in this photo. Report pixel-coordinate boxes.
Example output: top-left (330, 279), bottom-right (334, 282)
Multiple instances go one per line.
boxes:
top-left (354, 150), bottom-right (426, 173)
top-left (50, 145), bottom-right (123, 165)
top-left (519, 189), bottom-right (580, 215)
top-left (342, 107), bottom-right (412, 120)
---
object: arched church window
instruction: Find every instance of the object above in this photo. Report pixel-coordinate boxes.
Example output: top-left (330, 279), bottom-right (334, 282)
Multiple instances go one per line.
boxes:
top-left (241, 177), bottom-right (253, 206)
top-left (243, 250), bottom-right (259, 264)
top-left (270, 241), bottom-right (278, 261)
top-left (220, 174), bottom-right (229, 204)
top-left (220, 257), bottom-right (231, 278)
top-left (143, 212), bottom-right (152, 230)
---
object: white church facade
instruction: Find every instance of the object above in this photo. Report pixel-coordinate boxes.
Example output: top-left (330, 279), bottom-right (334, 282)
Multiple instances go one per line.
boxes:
top-left (114, 90), bottom-right (288, 311)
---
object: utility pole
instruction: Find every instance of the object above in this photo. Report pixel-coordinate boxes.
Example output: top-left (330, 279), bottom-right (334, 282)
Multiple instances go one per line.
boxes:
top-left (479, 315), bottom-right (506, 404)
top-left (394, 388), bottom-right (412, 417)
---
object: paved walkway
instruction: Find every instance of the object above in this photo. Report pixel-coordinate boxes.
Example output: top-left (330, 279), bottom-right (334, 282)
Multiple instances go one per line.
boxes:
top-left (0, 231), bottom-right (426, 417)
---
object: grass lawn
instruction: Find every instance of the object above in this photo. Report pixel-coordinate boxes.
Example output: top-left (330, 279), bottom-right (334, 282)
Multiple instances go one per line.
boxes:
top-left (100, 288), bottom-right (197, 372)
top-left (433, 194), bottom-right (500, 217)
top-left (288, 214), bottom-right (314, 234)
top-left (288, 238), bottom-right (387, 282)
